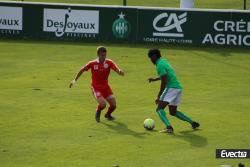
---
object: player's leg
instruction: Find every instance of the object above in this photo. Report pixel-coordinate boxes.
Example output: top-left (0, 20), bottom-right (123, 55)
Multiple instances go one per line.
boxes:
top-left (156, 88), bottom-right (175, 133)
top-left (91, 86), bottom-right (106, 122)
top-left (169, 90), bottom-right (200, 129)
top-left (102, 85), bottom-right (116, 120)
top-left (95, 97), bottom-right (106, 122)
top-left (169, 105), bottom-right (193, 123)
top-left (105, 96), bottom-right (116, 120)
top-left (157, 101), bottom-right (174, 133)
top-left (169, 105), bottom-right (200, 129)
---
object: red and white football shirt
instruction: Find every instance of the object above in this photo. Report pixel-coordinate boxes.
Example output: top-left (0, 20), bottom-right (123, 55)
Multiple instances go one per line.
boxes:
top-left (83, 58), bottom-right (119, 99)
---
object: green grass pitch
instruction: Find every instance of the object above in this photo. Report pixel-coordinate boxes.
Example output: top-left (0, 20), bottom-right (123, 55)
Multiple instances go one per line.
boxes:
top-left (0, 40), bottom-right (250, 167)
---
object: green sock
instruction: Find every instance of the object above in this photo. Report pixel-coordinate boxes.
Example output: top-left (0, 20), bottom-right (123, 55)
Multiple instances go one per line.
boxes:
top-left (175, 111), bottom-right (193, 124)
top-left (156, 109), bottom-right (171, 127)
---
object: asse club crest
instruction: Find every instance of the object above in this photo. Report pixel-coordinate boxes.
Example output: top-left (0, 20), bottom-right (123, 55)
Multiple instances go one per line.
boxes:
top-left (112, 12), bottom-right (131, 39)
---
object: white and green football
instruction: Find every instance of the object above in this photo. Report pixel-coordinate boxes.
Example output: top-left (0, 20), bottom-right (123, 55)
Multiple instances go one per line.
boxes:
top-left (144, 118), bottom-right (155, 130)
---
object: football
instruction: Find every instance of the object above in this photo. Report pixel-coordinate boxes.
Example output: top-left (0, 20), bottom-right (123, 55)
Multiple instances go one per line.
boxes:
top-left (144, 118), bottom-right (155, 130)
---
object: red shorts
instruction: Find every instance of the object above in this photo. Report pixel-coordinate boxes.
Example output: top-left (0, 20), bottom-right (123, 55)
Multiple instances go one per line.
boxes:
top-left (91, 85), bottom-right (113, 99)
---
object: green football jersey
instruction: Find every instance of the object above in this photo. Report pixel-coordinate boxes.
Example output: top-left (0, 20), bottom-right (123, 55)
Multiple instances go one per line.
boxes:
top-left (156, 58), bottom-right (182, 89)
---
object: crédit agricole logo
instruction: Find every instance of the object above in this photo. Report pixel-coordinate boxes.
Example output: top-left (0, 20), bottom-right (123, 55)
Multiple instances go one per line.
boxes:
top-left (153, 12), bottom-right (187, 37)
top-left (143, 12), bottom-right (192, 44)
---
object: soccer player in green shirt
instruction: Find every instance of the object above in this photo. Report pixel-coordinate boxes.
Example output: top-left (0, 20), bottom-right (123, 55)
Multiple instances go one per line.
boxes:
top-left (147, 49), bottom-right (200, 134)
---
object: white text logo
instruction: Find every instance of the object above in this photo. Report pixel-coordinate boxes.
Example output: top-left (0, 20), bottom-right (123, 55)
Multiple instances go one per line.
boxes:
top-left (221, 150), bottom-right (247, 158)
top-left (153, 12), bottom-right (187, 37)
top-left (202, 19), bottom-right (250, 46)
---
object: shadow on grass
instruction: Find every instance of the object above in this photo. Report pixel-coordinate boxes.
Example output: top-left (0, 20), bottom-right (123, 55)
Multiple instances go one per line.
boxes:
top-left (171, 129), bottom-right (208, 147)
top-left (101, 121), bottom-right (148, 138)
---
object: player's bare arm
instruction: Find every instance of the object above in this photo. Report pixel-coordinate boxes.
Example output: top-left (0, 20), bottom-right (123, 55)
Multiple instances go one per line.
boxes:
top-left (69, 67), bottom-right (86, 88)
top-left (116, 69), bottom-right (125, 76)
top-left (148, 77), bottom-right (160, 83)
top-left (110, 61), bottom-right (125, 76)
top-left (156, 75), bottom-right (167, 104)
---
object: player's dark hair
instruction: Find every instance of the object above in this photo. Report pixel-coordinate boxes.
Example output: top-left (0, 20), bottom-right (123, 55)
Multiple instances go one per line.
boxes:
top-left (148, 49), bottom-right (161, 58)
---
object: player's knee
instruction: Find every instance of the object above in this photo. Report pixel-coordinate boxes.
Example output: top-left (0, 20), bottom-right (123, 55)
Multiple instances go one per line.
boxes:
top-left (99, 103), bottom-right (106, 109)
top-left (156, 107), bottom-right (162, 112)
top-left (109, 103), bottom-right (116, 110)
top-left (169, 110), bottom-right (177, 116)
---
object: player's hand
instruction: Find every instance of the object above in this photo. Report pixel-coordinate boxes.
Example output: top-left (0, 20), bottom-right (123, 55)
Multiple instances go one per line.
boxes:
top-left (69, 80), bottom-right (76, 88)
top-left (118, 69), bottom-right (124, 76)
top-left (148, 77), bottom-right (155, 83)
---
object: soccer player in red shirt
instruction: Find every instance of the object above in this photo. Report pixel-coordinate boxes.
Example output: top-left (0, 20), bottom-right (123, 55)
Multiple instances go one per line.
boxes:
top-left (69, 46), bottom-right (124, 122)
